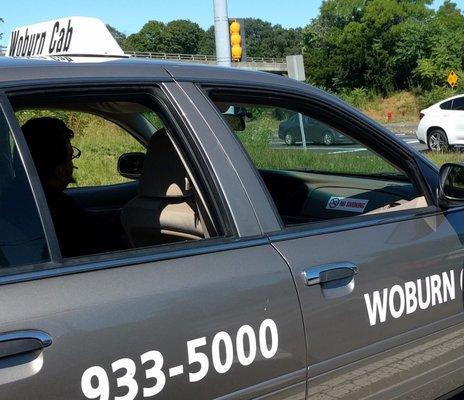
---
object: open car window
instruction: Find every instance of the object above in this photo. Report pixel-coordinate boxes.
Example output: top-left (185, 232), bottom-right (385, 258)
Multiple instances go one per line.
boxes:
top-left (9, 93), bottom-right (222, 265)
top-left (210, 96), bottom-right (427, 227)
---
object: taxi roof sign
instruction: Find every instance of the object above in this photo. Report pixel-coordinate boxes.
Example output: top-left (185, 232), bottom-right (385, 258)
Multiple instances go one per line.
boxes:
top-left (6, 17), bottom-right (126, 60)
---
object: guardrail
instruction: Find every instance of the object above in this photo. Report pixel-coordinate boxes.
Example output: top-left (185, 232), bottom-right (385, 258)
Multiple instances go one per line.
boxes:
top-left (125, 51), bottom-right (286, 65)
top-left (125, 51), bottom-right (287, 72)
top-left (0, 46), bottom-right (288, 72)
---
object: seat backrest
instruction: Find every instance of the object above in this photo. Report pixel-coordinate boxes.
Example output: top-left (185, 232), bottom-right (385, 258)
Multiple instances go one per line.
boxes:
top-left (121, 129), bottom-right (204, 247)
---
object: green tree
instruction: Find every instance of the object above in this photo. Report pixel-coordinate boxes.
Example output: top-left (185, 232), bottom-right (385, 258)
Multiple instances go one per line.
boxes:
top-left (414, 1), bottom-right (464, 89)
top-left (123, 19), bottom-right (204, 54)
top-left (164, 20), bottom-right (203, 54)
top-left (302, 0), bottom-right (434, 93)
top-left (243, 18), bottom-right (302, 58)
top-left (124, 20), bottom-right (167, 53)
top-left (198, 26), bottom-right (215, 55)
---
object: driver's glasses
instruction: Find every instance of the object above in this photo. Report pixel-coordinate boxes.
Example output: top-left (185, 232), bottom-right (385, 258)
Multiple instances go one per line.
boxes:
top-left (71, 146), bottom-right (81, 160)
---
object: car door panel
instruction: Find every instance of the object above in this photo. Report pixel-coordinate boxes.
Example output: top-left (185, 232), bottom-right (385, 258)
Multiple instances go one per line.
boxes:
top-left (0, 243), bottom-right (306, 399)
top-left (271, 209), bottom-right (464, 399)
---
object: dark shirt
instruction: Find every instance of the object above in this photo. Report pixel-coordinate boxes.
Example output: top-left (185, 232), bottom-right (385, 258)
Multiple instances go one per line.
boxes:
top-left (44, 188), bottom-right (125, 258)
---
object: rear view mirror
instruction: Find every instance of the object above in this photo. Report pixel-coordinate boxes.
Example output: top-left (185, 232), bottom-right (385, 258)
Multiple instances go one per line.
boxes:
top-left (118, 152), bottom-right (145, 180)
top-left (223, 114), bottom-right (246, 131)
top-left (438, 163), bottom-right (464, 208)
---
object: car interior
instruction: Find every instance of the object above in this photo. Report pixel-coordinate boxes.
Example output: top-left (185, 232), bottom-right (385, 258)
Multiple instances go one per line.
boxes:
top-left (11, 94), bottom-right (218, 260)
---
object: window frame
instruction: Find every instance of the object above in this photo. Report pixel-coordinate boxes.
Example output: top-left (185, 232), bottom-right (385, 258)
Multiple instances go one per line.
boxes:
top-left (0, 84), bottom-right (243, 283)
top-left (0, 93), bottom-right (60, 264)
top-left (201, 84), bottom-right (436, 233)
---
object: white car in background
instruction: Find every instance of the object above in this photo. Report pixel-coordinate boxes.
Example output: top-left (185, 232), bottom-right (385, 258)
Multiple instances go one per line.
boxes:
top-left (416, 94), bottom-right (464, 151)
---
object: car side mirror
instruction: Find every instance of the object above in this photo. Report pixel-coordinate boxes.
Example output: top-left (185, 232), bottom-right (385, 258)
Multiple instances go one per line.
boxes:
top-left (223, 114), bottom-right (246, 131)
top-left (438, 163), bottom-right (464, 208)
top-left (118, 152), bottom-right (145, 180)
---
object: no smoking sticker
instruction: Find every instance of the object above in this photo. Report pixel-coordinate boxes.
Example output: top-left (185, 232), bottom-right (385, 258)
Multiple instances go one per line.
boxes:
top-left (326, 196), bottom-right (369, 213)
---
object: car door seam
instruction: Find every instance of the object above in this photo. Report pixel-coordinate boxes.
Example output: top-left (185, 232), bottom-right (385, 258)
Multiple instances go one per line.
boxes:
top-left (269, 240), bottom-right (309, 399)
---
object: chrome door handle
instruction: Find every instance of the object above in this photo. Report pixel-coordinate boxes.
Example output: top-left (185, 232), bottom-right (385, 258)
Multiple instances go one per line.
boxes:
top-left (0, 330), bottom-right (52, 359)
top-left (302, 262), bottom-right (358, 286)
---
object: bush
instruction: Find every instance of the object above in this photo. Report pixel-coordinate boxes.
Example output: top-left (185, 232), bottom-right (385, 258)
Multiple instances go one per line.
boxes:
top-left (419, 86), bottom-right (461, 109)
top-left (338, 88), bottom-right (380, 109)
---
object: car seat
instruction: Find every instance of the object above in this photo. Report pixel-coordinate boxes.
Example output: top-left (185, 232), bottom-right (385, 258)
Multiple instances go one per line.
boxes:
top-left (120, 129), bottom-right (204, 247)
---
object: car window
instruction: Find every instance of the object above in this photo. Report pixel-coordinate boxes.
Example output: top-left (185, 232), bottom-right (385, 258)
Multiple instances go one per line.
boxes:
top-left (440, 100), bottom-right (453, 110)
top-left (451, 97), bottom-right (464, 111)
top-left (0, 111), bottom-right (50, 272)
top-left (16, 110), bottom-right (146, 187)
top-left (211, 96), bottom-right (424, 227)
top-left (11, 95), bottom-right (221, 263)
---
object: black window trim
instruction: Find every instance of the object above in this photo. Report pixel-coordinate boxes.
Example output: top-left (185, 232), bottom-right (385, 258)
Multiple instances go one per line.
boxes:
top-left (0, 83), bottom-right (243, 283)
top-left (201, 84), bottom-right (436, 237)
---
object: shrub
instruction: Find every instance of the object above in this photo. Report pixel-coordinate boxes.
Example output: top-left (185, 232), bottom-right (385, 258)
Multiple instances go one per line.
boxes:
top-left (419, 86), bottom-right (461, 109)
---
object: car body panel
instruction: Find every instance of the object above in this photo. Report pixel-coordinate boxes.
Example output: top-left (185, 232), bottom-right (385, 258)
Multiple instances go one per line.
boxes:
top-left (0, 244), bottom-right (306, 399)
top-left (0, 58), bottom-right (463, 399)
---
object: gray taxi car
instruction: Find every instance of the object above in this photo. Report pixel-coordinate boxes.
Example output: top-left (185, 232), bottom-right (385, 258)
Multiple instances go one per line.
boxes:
top-left (1, 57), bottom-right (464, 400)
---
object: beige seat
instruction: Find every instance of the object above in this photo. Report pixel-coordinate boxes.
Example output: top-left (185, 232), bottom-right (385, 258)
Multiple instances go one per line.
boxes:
top-left (121, 129), bottom-right (204, 247)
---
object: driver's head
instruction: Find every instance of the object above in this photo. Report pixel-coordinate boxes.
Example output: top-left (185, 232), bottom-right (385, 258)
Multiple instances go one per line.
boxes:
top-left (22, 117), bottom-right (76, 190)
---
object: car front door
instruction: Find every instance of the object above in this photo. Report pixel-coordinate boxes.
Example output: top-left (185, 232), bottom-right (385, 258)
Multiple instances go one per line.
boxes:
top-left (191, 83), bottom-right (464, 400)
top-left (0, 89), bottom-right (306, 400)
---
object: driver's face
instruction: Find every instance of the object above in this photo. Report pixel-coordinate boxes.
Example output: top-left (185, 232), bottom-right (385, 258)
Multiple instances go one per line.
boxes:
top-left (54, 141), bottom-right (76, 189)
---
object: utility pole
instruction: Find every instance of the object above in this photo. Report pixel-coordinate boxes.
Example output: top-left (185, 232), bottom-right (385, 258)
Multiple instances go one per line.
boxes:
top-left (213, 0), bottom-right (231, 67)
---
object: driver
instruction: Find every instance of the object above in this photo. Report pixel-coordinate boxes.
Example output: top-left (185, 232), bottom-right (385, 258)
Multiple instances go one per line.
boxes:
top-left (22, 117), bottom-right (126, 258)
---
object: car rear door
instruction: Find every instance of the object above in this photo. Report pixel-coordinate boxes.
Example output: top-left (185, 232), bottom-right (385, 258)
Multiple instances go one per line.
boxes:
top-left (187, 82), bottom-right (464, 400)
top-left (0, 89), bottom-right (306, 400)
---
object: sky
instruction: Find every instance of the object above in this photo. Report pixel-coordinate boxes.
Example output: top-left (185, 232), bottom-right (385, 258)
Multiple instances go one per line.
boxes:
top-left (0, 0), bottom-right (457, 46)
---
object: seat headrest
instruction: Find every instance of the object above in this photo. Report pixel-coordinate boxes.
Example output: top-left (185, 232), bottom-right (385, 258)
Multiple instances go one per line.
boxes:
top-left (139, 128), bottom-right (192, 198)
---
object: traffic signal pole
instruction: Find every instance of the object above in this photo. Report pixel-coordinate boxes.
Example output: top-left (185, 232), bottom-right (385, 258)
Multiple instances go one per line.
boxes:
top-left (213, 0), bottom-right (231, 67)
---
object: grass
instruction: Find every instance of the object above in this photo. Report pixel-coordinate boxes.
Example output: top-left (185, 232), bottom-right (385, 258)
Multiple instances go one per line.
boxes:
top-left (71, 117), bottom-right (144, 186)
top-left (423, 151), bottom-right (464, 167)
top-left (16, 110), bottom-right (144, 187)
top-left (360, 91), bottom-right (420, 123)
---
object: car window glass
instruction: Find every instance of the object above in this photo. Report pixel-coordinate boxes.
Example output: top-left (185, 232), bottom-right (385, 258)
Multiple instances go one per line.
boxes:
top-left (440, 100), bottom-right (453, 110)
top-left (452, 97), bottom-right (464, 111)
top-left (16, 110), bottom-right (146, 187)
top-left (211, 98), bottom-right (424, 227)
top-left (0, 111), bottom-right (50, 272)
top-left (224, 105), bottom-right (400, 176)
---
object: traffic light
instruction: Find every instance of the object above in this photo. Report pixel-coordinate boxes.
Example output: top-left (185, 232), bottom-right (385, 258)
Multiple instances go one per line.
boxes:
top-left (229, 19), bottom-right (245, 62)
